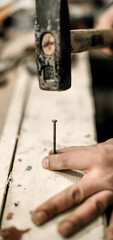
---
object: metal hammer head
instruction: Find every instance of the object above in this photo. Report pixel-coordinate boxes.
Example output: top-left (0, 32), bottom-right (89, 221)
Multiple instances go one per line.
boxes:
top-left (35, 0), bottom-right (71, 91)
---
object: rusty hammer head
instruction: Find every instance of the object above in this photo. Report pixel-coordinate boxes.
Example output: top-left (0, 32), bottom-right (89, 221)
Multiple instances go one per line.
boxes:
top-left (35, 0), bottom-right (71, 91)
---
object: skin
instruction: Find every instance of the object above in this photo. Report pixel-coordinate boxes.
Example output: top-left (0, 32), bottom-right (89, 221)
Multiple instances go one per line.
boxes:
top-left (95, 5), bottom-right (113, 56)
top-left (31, 139), bottom-right (113, 238)
top-left (0, 4), bottom-right (12, 23)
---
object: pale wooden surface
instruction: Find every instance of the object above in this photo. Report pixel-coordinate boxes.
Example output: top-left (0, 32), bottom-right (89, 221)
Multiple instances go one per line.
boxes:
top-left (0, 53), bottom-right (106, 239)
top-left (0, 67), bottom-right (31, 215)
top-left (0, 70), bottom-right (16, 134)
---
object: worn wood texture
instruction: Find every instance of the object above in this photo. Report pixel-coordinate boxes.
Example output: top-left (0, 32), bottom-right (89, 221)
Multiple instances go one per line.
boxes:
top-left (71, 29), bottom-right (113, 53)
top-left (0, 53), bottom-right (106, 239)
top-left (0, 67), bottom-right (31, 216)
top-left (0, 70), bottom-right (16, 134)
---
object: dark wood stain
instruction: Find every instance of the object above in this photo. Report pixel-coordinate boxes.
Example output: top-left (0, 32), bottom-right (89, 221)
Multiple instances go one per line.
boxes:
top-left (6, 213), bottom-right (14, 220)
top-left (0, 226), bottom-right (30, 240)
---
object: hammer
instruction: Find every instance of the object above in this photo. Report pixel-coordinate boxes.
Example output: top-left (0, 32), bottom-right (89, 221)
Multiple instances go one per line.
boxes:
top-left (35, 0), bottom-right (113, 91)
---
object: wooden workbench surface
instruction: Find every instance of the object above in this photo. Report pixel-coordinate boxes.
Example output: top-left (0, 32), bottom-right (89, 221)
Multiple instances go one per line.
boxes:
top-left (0, 53), bottom-right (106, 240)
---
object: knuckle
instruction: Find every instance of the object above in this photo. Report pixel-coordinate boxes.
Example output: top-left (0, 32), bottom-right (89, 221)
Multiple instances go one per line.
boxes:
top-left (97, 144), bottom-right (107, 163)
top-left (47, 156), bottom-right (54, 170)
top-left (75, 215), bottom-right (84, 227)
top-left (95, 200), bottom-right (105, 214)
top-left (48, 155), bottom-right (59, 170)
top-left (48, 153), bottom-right (69, 170)
top-left (70, 187), bottom-right (83, 204)
top-left (60, 154), bottom-right (69, 169)
top-left (97, 143), bottom-right (113, 167)
top-left (50, 203), bottom-right (58, 216)
top-left (41, 203), bottom-right (58, 218)
top-left (49, 150), bottom-right (53, 155)
top-left (68, 214), bottom-right (83, 230)
top-left (98, 145), bottom-right (106, 157)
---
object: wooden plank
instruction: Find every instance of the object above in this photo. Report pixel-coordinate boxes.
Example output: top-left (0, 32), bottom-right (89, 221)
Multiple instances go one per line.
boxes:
top-left (1, 53), bottom-right (106, 239)
top-left (0, 67), bottom-right (32, 216)
top-left (0, 70), bottom-right (18, 134)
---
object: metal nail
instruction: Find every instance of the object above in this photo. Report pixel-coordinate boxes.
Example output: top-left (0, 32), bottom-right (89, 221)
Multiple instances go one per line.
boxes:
top-left (52, 119), bottom-right (57, 154)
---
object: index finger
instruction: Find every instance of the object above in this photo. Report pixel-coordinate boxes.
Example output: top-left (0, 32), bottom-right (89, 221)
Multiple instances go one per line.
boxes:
top-left (49, 144), bottom-right (96, 155)
top-left (42, 145), bottom-right (99, 171)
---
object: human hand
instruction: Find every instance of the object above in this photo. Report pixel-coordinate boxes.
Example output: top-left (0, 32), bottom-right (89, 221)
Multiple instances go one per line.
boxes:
top-left (31, 139), bottom-right (113, 238)
top-left (0, 3), bottom-right (12, 23)
top-left (95, 5), bottom-right (113, 56)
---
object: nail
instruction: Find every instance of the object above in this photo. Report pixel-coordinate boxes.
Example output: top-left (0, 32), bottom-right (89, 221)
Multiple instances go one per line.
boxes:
top-left (42, 158), bottom-right (48, 169)
top-left (58, 221), bottom-right (74, 238)
top-left (52, 119), bottom-right (57, 154)
top-left (35, 211), bottom-right (48, 225)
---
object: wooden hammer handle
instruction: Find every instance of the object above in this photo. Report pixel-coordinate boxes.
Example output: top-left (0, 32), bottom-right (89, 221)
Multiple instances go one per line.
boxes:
top-left (71, 29), bottom-right (113, 54)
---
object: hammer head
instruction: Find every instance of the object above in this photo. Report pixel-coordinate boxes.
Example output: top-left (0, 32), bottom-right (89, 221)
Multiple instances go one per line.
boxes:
top-left (35, 0), bottom-right (71, 91)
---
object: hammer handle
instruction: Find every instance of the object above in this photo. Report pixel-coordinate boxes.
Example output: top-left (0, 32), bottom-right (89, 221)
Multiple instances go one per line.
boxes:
top-left (71, 29), bottom-right (113, 54)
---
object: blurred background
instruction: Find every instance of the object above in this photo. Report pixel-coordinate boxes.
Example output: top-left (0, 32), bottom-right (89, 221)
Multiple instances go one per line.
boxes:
top-left (0, 0), bottom-right (113, 142)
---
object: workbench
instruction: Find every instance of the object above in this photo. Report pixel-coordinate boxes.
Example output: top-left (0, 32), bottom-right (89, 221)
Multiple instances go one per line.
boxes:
top-left (0, 52), bottom-right (107, 240)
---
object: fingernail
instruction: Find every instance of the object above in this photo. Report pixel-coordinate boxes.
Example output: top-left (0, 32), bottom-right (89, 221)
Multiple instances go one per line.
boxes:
top-left (42, 158), bottom-right (48, 169)
top-left (35, 211), bottom-right (47, 225)
top-left (58, 221), bottom-right (74, 238)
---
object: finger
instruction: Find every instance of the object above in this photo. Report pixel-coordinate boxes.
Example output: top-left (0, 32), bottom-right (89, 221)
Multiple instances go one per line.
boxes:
top-left (101, 138), bottom-right (113, 145)
top-left (42, 145), bottom-right (98, 171)
top-left (0, 229), bottom-right (9, 237)
top-left (95, 20), bottom-right (112, 29)
top-left (58, 190), bottom-right (113, 238)
top-left (107, 206), bottom-right (113, 240)
top-left (49, 147), bottom-right (76, 155)
top-left (99, 48), bottom-right (113, 57)
top-left (49, 144), bottom-right (97, 155)
top-left (31, 174), bottom-right (107, 226)
top-left (0, 4), bottom-right (12, 23)
top-left (95, 11), bottom-right (113, 29)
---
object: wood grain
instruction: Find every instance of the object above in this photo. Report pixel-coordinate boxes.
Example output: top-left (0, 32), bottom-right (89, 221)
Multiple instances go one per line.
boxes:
top-left (0, 67), bottom-right (31, 217)
top-left (71, 29), bottom-right (113, 53)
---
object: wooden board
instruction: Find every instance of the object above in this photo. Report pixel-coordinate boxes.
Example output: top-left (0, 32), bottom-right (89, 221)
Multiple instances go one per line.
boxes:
top-left (0, 67), bottom-right (32, 217)
top-left (0, 70), bottom-right (16, 134)
top-left (0, 53), bottom-right (106, 240)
